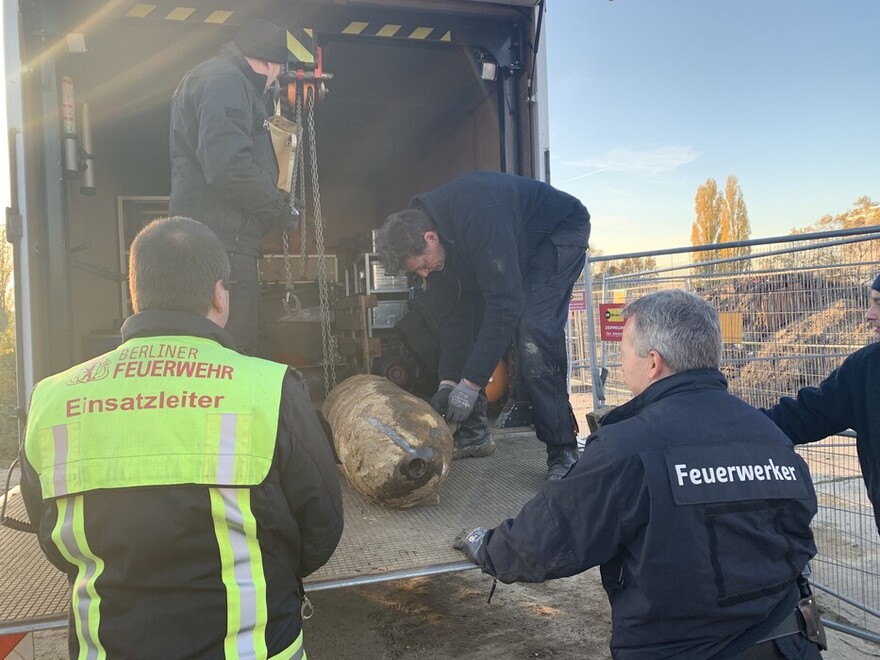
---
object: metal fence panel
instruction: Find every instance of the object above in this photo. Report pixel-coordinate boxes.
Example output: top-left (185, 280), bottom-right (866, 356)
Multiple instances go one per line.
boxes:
top-left (568, 226), bottom-right (880, 640)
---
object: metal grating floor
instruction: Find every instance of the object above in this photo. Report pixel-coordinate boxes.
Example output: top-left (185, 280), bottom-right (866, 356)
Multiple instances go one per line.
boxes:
top-left (0, 429), bottom-right (545, 632)
top-left (0, 486), bottom-right (70, 633)
top-left (306, 428), bottom-right (545, 588)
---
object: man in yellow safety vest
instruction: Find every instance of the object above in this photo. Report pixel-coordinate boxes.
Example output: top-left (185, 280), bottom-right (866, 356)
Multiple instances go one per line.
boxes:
top-left (21, 216), bottom-right (343, 659)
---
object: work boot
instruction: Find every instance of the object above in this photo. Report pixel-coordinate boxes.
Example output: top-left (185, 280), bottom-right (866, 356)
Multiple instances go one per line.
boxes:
top-left (545, 444), bottom-right (579, 480)
top-left (453, 436), bottom-right (496, 459)
top-left (452, 392), bottom-right (496, 460)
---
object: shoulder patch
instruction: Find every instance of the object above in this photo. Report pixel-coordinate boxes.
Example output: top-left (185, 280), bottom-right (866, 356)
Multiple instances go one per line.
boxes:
top-left (665, 442), bottom-right (811, 505)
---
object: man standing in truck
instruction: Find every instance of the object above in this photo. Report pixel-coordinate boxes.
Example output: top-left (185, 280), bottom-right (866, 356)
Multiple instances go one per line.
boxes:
top-left (377, 171), bottom-right (590, 479)
top-left (20, 217), bottom-right (343, 658)
top-left (454, 290), bottom-right (824, 658)
top-left (170, 18), bottom-right (300, 356)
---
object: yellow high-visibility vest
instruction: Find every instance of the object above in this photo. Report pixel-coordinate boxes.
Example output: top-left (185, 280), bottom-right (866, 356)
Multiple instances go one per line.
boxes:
top-left (25, 335), bottom-right (286, 497)
top-left (24, 335), bottom-right (293, 659)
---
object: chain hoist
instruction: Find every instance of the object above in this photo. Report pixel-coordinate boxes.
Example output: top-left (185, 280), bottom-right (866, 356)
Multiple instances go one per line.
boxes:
top-left (305, 86), bottom-right (337, 394)
top-left (293, 96), bottom-right (308, 279)
top-left (280, 93), bottom-right (307, 316)
top-left (283, 49), bottom-right (336, 395)
top-left (268, 90), bottom-right (302, 316)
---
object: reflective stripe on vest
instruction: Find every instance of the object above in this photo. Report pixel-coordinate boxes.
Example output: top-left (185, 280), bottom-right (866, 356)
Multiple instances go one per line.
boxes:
top-left (270, 630), bottom-right (306, 660)
top-left (24, 336), bottom-right (286, 497)
top-left (52, 491), bottom-right (306, 660)
top-left (212, 487), bottom-right (269, 659)
top-left (51, 496), bottom-right (107, 660)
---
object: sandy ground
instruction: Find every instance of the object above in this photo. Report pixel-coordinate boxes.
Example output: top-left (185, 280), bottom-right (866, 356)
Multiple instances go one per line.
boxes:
top-left (23, 569), bottom-right (880, 659)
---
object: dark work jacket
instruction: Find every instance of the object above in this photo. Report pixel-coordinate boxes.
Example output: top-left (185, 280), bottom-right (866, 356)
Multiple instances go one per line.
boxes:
top-left (763, 341), bottom-right (880, 534)
top-left (414, 171), bottom-right (590, 386)
top-left (476, 370), bottom-right (817, 659)
top-left (170, 42), bottom-right (286, 257)
top-left (20, 311), bottom-right (344, 659)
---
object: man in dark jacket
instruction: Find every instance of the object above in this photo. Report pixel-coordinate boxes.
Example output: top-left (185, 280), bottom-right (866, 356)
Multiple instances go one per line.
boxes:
top-left (455, 290), bottom-right (824, 659)
top-left (170, 19), bottom-right (299, 356)
top-left (763, 274), bottom-right (880, 535)
top-left (377, 172), bottom-right (590, 479)
top-left (21, 217), bottom-right (343, 659)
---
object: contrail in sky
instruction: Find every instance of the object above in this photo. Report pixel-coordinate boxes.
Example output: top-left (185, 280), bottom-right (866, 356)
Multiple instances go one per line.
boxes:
top-left (563, 165), bottom-right (619, 183)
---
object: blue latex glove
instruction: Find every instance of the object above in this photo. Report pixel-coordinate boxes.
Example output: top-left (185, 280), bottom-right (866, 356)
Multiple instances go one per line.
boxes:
top-left (453, 527), bottom-right (488, 565)
top-left (446, 380), bottom-right (481, 423)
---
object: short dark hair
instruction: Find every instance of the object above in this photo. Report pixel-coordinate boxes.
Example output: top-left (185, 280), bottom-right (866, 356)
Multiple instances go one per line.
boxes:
top-left (129, 217), bottom-right (230, 315)
top-left (622, 289), bottom-right (722, 373)
top-left (376, 208), bottom-right (435, 275)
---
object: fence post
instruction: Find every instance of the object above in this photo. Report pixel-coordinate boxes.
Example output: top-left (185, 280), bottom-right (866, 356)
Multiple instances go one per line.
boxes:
top-left (583, 254), bottom-right (604, 410)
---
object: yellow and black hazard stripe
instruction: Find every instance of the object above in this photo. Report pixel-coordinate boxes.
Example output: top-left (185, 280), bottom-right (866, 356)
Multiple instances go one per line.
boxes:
top-left (120, 5), bottom-right (454, 64)
top-left (124, 4), bottom-right (235, 25)
top-left (286, 28), bottom-right (316, 66)
top-left (122, 4), bottom-right (317, 65)
top-left (339, 21), bottom-right (452, 42)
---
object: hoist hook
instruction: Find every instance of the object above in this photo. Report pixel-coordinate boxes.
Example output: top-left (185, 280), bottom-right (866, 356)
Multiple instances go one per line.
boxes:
top-left (282, 286), bottom-right (301, 315)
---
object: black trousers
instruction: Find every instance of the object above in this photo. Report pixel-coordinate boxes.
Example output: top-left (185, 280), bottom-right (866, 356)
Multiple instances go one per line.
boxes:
top-left (515, 233), bottom-right (585, 448)
top-left (226, 253), bottom-right (270, 358)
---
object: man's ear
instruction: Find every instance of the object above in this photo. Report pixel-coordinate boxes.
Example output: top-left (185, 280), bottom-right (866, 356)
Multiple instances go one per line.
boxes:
top-left (647, 350), bottom-right (665, 380)
top-left (424, 230), bottom-right (439, 245)
top-left (212, 279), bottom-right (228, 315)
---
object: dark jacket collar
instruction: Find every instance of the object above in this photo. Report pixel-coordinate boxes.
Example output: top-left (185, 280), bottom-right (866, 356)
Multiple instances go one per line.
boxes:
top-left (220, 41), bottom-right (268, 96)
top-left (603, 368), bottom-right (728, 427)
top-left (120, 310), bottom-right (240, 352)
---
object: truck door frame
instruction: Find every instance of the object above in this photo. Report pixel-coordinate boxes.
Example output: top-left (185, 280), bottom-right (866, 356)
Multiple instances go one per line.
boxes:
top-left (5, 0), bottom-right (36, 426)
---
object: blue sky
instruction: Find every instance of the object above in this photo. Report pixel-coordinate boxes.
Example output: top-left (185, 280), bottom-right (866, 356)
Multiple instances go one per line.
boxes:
top-left (544, 0), bottom-right (880, 254)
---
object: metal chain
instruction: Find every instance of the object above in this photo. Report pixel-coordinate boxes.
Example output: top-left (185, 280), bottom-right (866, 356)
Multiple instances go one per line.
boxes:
top-left (281, 95), bottom-right (299, 315)
top-left (294, 96), bottom-right (308, 278)
top-left (282, 229), bottom-right (292, 287)
top-left (307, 88), bottom-right (337, 393)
